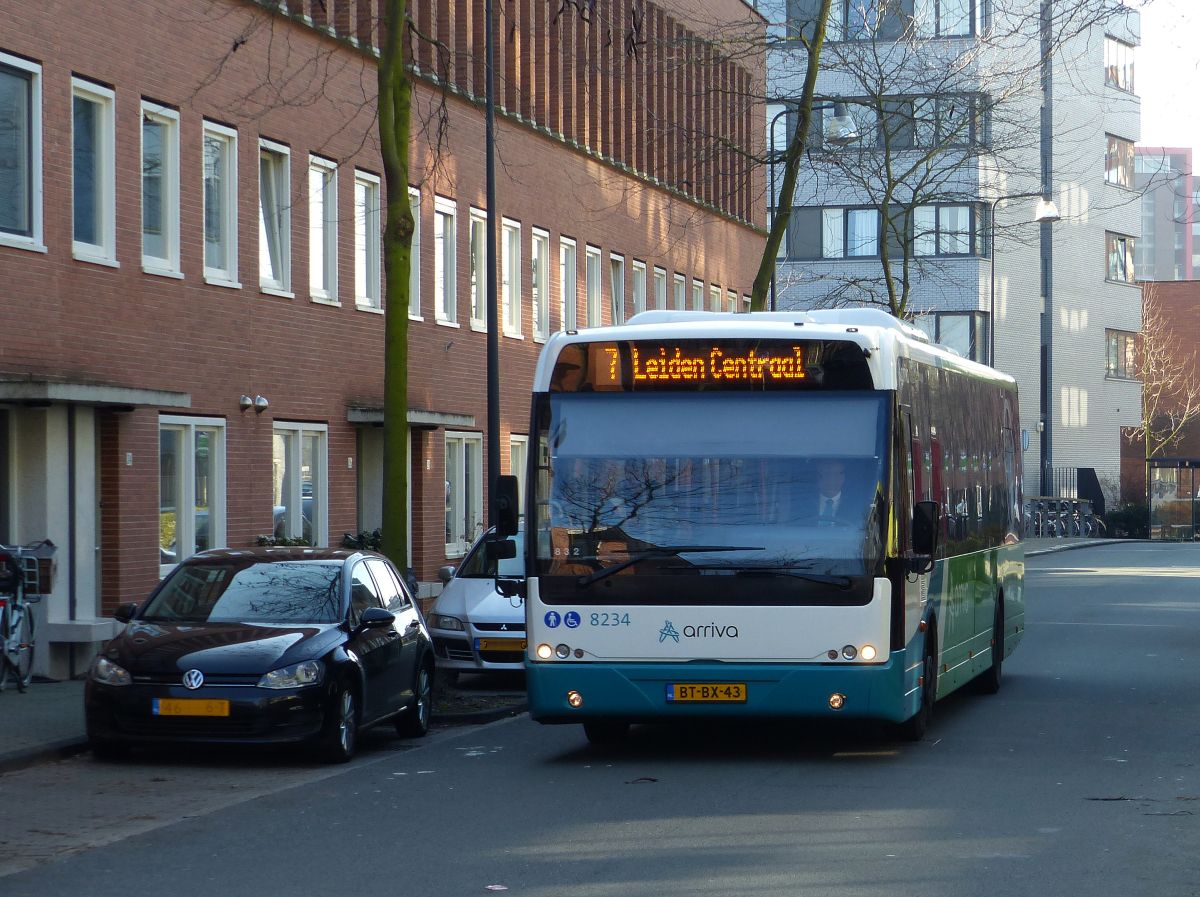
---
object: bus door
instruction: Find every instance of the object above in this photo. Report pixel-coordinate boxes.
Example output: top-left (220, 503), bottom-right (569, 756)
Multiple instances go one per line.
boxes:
top-left (896, 407), bottom-right (928, 648)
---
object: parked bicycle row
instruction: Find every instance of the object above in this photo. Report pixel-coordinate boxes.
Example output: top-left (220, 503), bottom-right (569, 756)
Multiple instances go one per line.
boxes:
top-left (1023, 498), bottom-right (1106, 539)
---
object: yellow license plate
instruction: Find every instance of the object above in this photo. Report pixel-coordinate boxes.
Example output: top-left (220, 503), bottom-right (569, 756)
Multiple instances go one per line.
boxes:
top-left (153, 698), bottom-right (230, 717)
top-left (667, 683), bottom-right (747, 703)
top-left (476, 638), bottom-right (527, 652)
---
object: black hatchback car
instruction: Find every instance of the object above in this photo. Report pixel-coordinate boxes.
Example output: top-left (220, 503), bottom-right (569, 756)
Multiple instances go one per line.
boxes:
top-left (85, 547), bottom-right (434, 763)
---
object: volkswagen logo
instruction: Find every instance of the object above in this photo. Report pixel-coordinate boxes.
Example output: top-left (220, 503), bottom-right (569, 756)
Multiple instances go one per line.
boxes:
top-left (182, 669), bottom-right (205, 690)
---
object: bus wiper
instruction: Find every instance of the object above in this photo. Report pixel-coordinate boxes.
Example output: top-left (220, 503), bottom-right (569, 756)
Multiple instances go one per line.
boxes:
top-left (689, 563), bottom-right (853, 590)
top-left (576, 545), bottom-right (763, 587)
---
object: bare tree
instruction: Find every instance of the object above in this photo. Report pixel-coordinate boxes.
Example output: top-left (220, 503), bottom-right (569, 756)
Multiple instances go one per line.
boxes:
top-left (1129, 283), bottom-right (1200, 460)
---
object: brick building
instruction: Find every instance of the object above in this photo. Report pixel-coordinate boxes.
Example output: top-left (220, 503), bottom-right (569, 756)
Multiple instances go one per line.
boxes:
top-left (0, 0), bottom-right (767, 677)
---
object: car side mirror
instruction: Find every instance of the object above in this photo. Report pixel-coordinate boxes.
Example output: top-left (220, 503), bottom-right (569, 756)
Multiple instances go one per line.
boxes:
top-left (358, 607), bottom-right (396, 630)
top-left (493, 475), bottom-right (520, 538)
top-left (437, 565), bottom-right (456, 585)
top-left (113, 602), bottom-right (139, 624)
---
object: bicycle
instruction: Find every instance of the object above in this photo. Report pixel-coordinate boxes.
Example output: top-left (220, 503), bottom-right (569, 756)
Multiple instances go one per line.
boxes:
top-left (0, 540), bottom-right (53, 693)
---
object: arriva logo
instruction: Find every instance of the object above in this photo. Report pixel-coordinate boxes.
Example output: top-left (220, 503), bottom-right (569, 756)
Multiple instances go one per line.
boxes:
top-left (660, 620), bottom-right (739, 641)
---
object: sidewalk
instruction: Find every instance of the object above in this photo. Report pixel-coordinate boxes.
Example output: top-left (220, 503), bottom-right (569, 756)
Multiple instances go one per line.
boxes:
top-left (0, 536), bottom-right (1129, 775)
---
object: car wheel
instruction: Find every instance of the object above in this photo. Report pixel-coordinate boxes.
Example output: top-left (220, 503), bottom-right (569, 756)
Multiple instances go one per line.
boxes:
top-left (320, 683), bottom-right (358, 763)
top-left (583, 720), bottom-right (630, 745)
top-left (396, 661), bottom-right (433, 738)
top-left (898, 625), bottom-right (937, 742)
top-left (89, 737), bottom-right (130, 762)
top-left (974, 597), bottom-right (1004, 695)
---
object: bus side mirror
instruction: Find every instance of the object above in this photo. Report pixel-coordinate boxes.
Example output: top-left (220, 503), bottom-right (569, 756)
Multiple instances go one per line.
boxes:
top-left (911, 500), bottom-right (940, 571)
top-left (485, 539), bottom-right (516, 561)
top-left (494, 475), bottom-right (520, 538)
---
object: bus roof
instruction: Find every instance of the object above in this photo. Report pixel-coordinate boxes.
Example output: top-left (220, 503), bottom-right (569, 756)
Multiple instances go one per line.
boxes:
top-left (532, 309), bottom-right (1017, 392)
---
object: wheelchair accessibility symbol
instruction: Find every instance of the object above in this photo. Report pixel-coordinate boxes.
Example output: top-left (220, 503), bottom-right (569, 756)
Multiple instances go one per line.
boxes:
top-left (564, 611), bottom-right (581, 629)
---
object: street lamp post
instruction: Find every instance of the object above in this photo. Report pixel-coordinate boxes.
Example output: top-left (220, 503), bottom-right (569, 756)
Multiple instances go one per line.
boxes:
top-left (485, 0), bottom-right (500, 527)
top-left (768, 101), bottom-right (860, 311)
top-left (987, 191), bottom-right (1060, 367)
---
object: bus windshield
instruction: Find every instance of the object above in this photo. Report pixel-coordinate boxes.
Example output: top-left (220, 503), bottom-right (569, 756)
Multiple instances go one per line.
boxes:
top-left (534, 392), bottom-right (889, 605)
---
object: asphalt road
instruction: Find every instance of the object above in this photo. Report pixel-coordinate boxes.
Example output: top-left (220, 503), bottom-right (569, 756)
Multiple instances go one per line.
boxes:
top-left (1, 542), bottom-right (1196, 896)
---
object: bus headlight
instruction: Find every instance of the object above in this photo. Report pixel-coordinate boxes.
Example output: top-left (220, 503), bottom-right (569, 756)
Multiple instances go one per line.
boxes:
top-left (860, 644), bottom-right (877, 661)
top-left (536, 643), bottom-right (554, 660)
top-left (555, 644), bottom-right (571, 659)
top-left (841, 645), bottom-right (858, 660)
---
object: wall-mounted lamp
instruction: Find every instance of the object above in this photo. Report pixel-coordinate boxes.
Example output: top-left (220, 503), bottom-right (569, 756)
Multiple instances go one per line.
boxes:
top-left (239, 395), bottom-right (253, 412)
top-left (253, 395), bottom-right (270, 414)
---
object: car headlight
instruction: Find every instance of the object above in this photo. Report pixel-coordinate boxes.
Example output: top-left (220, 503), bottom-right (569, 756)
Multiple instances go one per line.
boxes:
top-left (89, 656), bottom-right (132, 686)
top-left (257, 660), bottom-right (325, 689)
top-left (432, 614), bottom-right (465, 632)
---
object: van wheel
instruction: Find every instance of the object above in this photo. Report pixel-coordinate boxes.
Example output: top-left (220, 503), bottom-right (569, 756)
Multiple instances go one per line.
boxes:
top-left (898, 627), bottom-right (937, 741)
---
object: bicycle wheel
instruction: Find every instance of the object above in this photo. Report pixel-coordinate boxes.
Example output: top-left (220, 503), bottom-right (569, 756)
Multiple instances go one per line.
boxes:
top-left (13, 607), bottom-right (33, 688)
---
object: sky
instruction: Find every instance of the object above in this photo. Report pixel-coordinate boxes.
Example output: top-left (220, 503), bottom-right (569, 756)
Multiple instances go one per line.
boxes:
top-left (1135, 0), bottom-right (1200, 151)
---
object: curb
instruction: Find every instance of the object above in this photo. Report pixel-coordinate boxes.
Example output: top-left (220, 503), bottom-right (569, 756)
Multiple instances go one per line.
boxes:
top-left (1025, 538), bottom-right (1145, 557)
top-left (434, 702), bottom-right (527, 726)
top-left (0, 737), bottom-right (90, 776)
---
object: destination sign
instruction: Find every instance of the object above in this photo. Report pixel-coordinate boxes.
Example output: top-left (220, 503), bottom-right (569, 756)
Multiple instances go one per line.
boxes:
top-left (612, 345), bottom-right (806, 384)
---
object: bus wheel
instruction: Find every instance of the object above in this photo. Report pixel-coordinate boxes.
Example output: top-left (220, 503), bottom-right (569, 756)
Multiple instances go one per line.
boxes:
top-left (583, 720), bottom-right (630, 745)
top-left (974, 597), bottom-right (1004, 695)
top-left (899, 627), bottom-right (937, 741)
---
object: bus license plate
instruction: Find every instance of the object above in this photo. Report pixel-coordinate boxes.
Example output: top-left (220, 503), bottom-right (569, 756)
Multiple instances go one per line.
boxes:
top-left (153, 698), bottom-right (230, 717)
top-left (666, 683), bottom-right (746, 703)
top-left (476, 638), bottom-right (527, 652)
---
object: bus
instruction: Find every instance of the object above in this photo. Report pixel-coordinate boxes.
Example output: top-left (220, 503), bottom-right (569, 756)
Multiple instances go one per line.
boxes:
top-left (492, 308), bottom-right (1024, 743)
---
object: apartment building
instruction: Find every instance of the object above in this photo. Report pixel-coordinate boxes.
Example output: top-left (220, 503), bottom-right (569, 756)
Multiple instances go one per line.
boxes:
top-left (1134, 147), bottom-right (1196, 281)
top-left (762, 0), bottom-right (1141, 500)
top-left (0, 0), bottom-right (766, 678)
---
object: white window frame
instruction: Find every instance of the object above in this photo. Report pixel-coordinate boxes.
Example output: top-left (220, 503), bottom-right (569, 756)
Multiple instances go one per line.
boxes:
top-left (354, 170), bottom-right (381, 309)
top-left (159, 415), bottom-right (226, 578)
top-left (71, 78), bottom-right (117, 265)
top-left (673, 272), bottom-right (686, 310)
top-left (408, 187), bottom-right (421, 319)
top-left (272, 421), bottom-right (329, 547)
top-left (609, 252), bottom-right (625, 324)
top-left (0, 54), bottom-right (43, 253)
top-left (653, 266), bottom-right (667, 310)
top-left (308, 155), bottom-right (338, 304)
top-left (502, 217), bottom-right (522, 337)
top-left (470, 208), bottom-right (488, 329)
top-left (742, 294), bottom-right (752, 313)
top-left (585, 245), bottom-right (602, 327)
top-left (258, 138), bottom-right (291, 296)
top-left (434, 195), bottom-right (458, 324)
top-left (709, 284), bottom-right (721, 312)
top-left (726, 288), bottom-right (737, 313)
top-left (691, 278), bottom-right (704, 311)
top-left (509, 433), bottom-right (528, 518)
top-left (532, 227), bottom-right (550, 340)
top-left (141, 101), bottom-right (179, 276)
top-left (632, 260), bottom-right (647, 315)
top-left (445, 430), bottom-right (484, 556)
top-left (202, 121), bottom-right (239, 287)
top-left (559, 236), bottom-right (577, 331)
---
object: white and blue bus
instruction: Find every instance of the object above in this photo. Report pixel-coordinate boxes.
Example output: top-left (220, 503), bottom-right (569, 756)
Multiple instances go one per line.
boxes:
top-left (493, 308), bottom-right (1024, 743)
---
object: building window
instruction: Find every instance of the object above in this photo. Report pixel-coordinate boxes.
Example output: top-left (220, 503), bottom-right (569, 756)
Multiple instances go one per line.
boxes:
top-left (0, 55), bottom-right (40, 248)
top-left (1105, 329), bottom-right (1137, 379)
top-left (673, 272), bottom-right (686, 310)
top-left (1104, 36), bottom-right (1135, 93)
top-left (434, 196), bottom-right (457, 323)
top-left (559, 236), bottom-right (576, 331)
top-left (532, 228), bottom-right (550, 339)
top-left (912, 311), bottom-right (988, 362)
top-left (258, 139), bottom-right (291, 294)
top-left (691, 278), bottom-right (704, 310)
top-left (354, 171), bottom-right (381, 308)
top-left (837, 0), bottom-right (979, 41)
top-left (609, 252), bottom-right (625, 324)
top-left (445, 431), bottom-right (483, 556)
top-left (141, 101), bottom-right (178, 274)
top-left (631, 260), bottom-right (647, 315)
top-left (708, 283), bottom-right (721, 312)
top-left (272, 422), bottom-right (327, 547)
top-left (585, 245), bottom-right (602, 327)
top-left (72, 78), bottom-right (116, 263)
top-left (408, 187), bottom-right (421, 318)
top-left (653, 266), bottom-right (667, 310)
top-left (159, 417), bottom-right (226, 575)
top-left (727, 288), bottom-right (738, 313)
top-left (502, 218), bottom-right (522, 336)
top-left (913, 204), bottom-right (978, 256)
top-left (509, 434), bottom-right (528, 516)
top-left (1106, 232), bottom-right (1136, 283)
top-left (308, 156), bottom-right (337, 302)
top-left (1105, 134), bottom-right (1134, 188)
top-left (203, 122), bottom-right (238, 285)
top-left (876, 95), bottom-right (987, 150)
top-left (470, 209), bottom-right (487, 328)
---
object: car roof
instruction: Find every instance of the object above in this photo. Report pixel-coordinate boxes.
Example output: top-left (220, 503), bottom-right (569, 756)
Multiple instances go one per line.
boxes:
top-left (183, 547), bottom-right (373, 564)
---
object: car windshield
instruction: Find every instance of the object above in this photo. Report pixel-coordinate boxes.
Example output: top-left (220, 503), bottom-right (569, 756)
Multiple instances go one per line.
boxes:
top-left (534, 392), bottom-right (888, 604)
top-left (457, 532), bottom-right (525, 578)
top-left (141, 560), bottom-right (344, 624)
